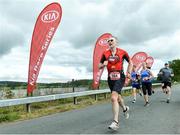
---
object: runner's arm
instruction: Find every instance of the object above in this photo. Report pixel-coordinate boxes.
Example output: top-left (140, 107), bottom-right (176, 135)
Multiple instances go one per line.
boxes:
top-left (158, 68), bottom-right (163, 75)
top-left (123, 52), bottom-right (133, 78)
top-left (126, 60), bottom-right (133, 78)
top-left (148, 69), bottom-right (154, 80)
top-left (98, 54), bottom-right (108, 69)
top-left (170, 69), bottom-right (174, 77)
top-left (123, 52), bottom-right (133, 86)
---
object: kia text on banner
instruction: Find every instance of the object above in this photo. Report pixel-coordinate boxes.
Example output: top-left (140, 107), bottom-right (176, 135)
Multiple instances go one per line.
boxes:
top-left (146, 56), bottom-right (154, 68)
top-left (131, 52), bottom-right (148, 71)
top-left (92, 33), bottom-right (112, 89)
top-left (27, 3), bottom-right (62, 94)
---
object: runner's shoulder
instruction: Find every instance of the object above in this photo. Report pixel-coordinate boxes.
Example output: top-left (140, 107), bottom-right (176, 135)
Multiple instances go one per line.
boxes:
top-left (117, 48), bottom-right (126, 53)
top-left (161, 67), bottom-right (166, 70)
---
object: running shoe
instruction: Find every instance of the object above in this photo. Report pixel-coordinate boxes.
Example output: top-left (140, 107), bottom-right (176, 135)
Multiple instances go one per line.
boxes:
top-left (108, 121), bottom-right (119, 130)
top-left (123, 106), bottom-right (129, 119)
top-left (144, 102), bottom-right (150, 107)
top-left (132, 99), bottom-right (136, 103)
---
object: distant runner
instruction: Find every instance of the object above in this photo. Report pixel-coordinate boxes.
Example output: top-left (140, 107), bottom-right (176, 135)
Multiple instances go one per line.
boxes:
top-left (99, 36), bottom-right (133, 130)
top-left (140, 62), bottom-right (154, 106)
top-left (131, 65), bottom-right (142, 103)
top-left (158, 63), bottom-right (174, 103)
top-left (147, 66), bottom-right (155, 94)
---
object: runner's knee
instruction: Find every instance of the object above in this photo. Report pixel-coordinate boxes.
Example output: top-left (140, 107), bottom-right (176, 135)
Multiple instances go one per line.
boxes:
top-left (111, 93), bottom-right (119, 102)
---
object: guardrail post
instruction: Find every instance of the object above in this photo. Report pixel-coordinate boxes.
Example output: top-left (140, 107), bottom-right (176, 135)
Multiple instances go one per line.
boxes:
top-left (94, 86), bottom-right (100, 101)
top-left (72, 79), bottom-right (77, 105)
top-left (26, 92), bottom-right (33, 113)
top-left (104, 93), bottom-right (107, 99)
top-left (26, 103), bottom-right (31, 113)
top-left (95, 94), bottom-right (98, 101)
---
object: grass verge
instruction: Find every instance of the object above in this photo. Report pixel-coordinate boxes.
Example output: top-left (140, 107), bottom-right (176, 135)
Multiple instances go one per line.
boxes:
top-left (0, 93), bottom-right (113, 123)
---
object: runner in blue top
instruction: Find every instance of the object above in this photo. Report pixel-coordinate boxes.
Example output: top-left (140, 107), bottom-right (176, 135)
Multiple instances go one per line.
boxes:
top-left (147, 66), bottom-right (155, 94)
top-left (140, 62), bottom-right (154, 106)
top-left (131, 65), bottom-right (142, 103)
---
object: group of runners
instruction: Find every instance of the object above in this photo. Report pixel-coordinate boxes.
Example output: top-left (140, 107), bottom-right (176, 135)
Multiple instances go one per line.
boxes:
top-left (130, 62), bottom-right (174, 105)
top-left (98, 36), bottom-right (174, 131)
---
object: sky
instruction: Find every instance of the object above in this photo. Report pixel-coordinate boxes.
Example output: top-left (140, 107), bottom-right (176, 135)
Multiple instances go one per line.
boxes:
top-left (0, 0), bottom-right (180, 83)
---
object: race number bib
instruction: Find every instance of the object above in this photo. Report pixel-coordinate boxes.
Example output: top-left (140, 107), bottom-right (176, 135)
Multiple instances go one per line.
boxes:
top-left (109, 72), bottom-right (120, 80)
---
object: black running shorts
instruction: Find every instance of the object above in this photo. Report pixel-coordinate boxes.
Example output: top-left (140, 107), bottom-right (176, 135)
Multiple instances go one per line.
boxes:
top-left (162, 81), bottom-right (171, 89)
top-left (107, 73), bottom-right (125, 94)
top-left (142, 82), bottom-right (152, 96)
top-left (132, 83), bottom-right (141, 89)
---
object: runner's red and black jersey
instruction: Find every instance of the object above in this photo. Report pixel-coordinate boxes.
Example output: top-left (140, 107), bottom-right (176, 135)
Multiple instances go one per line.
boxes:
top-left (100, 48), bottom-right (130, 74)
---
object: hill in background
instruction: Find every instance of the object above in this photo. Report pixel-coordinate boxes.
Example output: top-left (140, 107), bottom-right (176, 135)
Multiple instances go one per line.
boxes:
top-left (0, 79), bottom-right (109, 90)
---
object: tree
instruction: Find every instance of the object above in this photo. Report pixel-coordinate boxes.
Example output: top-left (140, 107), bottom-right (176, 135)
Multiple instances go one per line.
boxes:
top-left (169, 59), bottom-right (180, 81)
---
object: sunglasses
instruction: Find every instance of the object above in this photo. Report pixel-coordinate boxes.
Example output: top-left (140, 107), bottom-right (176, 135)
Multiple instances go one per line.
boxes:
top-left (107, 39), bottom-right (114, 42)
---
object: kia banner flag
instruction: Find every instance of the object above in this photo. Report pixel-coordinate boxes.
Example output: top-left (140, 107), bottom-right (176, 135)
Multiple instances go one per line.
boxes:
top-left (131, 52), bottom-right (148, 71)
top-left (92, 33), bottom-right (112, 89)
top-left (27, 3), bottom-right (62, 94)
top-left (145, 56), bottom-right (154, 68)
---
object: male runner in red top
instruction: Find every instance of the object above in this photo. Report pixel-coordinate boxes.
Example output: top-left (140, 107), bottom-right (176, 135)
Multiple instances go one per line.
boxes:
top-left (99, 36), bottom-right (133, 130)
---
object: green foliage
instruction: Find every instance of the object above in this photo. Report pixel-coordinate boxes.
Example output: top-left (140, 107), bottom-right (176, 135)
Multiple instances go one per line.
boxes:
top-left (0, 106), bottom-right (22, 123)
top-left (157, 74), bottom-right (162, 81)
top-left (0, 79), bottom-right (109, 91)
top-left (0, 81), bottom-right (27, 90)
top-left (99, 80), bottom-right (108, 89)
top-left (4, 89), bottom-right (14, 99)
top-left (0, 113), bottom-right (20, 122)
top-left (169, 59), bottom-right (180, 81)
top-left (0, 94), bottom-right (111, 123)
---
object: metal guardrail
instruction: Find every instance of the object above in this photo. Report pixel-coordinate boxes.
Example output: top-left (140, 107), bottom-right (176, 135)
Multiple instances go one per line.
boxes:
top-left (0, 83), bottom-right (161, 108)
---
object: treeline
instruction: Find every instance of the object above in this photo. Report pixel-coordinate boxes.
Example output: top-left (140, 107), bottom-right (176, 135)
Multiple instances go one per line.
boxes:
top-left (0, 79), bottom-right (109, 90)
top-left (36, 79), bottom-right (108, 89)
top-left (0, 81), bottom-right (27, 90)
top-left (169, 59), bottom-right (180, 81)
top-left (0, 79), bottom-right (160, 91)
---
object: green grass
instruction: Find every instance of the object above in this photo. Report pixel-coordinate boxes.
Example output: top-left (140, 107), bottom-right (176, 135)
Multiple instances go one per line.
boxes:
top-left (0, 113), bottom-right (20, 122)
top-left (0, 106), bottom-right (22, 122)
top-left (0, 94), bottom-right (113, 123)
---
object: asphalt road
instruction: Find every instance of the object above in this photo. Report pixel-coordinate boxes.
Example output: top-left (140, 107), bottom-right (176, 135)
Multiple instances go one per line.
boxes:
top-left (0, 84), bottom-right (180, 134)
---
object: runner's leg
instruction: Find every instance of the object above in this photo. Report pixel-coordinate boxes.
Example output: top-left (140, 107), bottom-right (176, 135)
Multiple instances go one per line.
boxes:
top-left (132, 88), bottom-right (136, 103)
top-left (166, 86), bottom-right (171, 103)
top-left (111, 91), bottom-right (120, 122)
top-left (118, 94), bottom-right (126, 110)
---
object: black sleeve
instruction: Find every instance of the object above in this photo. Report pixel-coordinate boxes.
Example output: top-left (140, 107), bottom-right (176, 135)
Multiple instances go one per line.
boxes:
top-left (122, 52), bottom-right (130, 63)
top-left (158, 69), bottom-right (162, 77)
top-left (159, 68), bottom-right (163, 74)
top-left (100, 54), bottom-right (106, 64)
